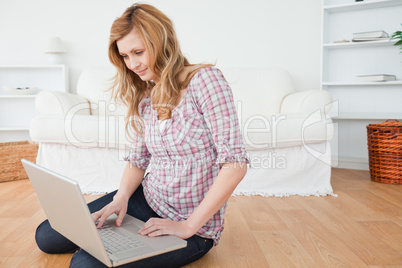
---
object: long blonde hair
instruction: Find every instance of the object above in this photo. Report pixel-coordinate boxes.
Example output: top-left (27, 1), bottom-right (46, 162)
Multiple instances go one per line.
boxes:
top-left (109, 3), bottom-right (209, 136)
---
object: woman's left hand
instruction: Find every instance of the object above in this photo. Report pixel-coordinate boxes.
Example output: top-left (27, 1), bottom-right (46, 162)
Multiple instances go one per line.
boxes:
top-left (139, 218), bottom-right (195, 239)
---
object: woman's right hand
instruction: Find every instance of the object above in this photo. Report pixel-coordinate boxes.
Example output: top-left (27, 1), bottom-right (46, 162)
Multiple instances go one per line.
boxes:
top-left (93, 162), bottom-right (145, 229)
top-left (92, 194), bottom-right (129, 229)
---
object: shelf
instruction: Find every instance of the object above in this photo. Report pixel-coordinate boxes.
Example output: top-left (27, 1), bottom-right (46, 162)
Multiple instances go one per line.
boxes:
top-left (0, 64), bottom-right (67, 69)
top-left (331, 113), bottom-right (402, 120)
top-left (323, 81), bottom-right (402, 86)
top-left (0, 127), bottom-right (30, 131)
top-left (323, 0), bottom-right (402, 13)
top-left (0, 65), bottom-right (69, 96)
top-left (0, 65), bottom-right (68, 143)
top-left (0, 95), bottom-right (37, 98)
top-left (323, 39), bottom-right (396, 49)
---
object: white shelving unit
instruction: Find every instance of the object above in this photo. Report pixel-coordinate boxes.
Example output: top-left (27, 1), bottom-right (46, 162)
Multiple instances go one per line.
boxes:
top-left (324, 0), bottom-right (402, 12)
top-left (0, 65), bottom-right (69, 142)
top-left (323, 81), bottom-right (402, 86)
top-left (323, 38), bottom-right (397, 49)
top-left (321, 0), bottom-right (402, 170)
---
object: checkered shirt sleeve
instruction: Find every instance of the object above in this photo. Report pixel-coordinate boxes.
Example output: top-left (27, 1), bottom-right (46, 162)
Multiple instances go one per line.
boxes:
top-left (195, 67), bottom-right (248, 165)
top-left (123, 100), bottom-right (152, 170)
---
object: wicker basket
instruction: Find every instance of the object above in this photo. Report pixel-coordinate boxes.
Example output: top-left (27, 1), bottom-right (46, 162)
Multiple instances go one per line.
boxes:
top-left (0, 141), bottom-right (39, 183)
top-left (367, 120), bottom-right (402, 184)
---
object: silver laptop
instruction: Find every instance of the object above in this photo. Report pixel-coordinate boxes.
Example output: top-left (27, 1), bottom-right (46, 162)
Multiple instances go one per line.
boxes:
top-left (22, 159), bottom-right (187, 267)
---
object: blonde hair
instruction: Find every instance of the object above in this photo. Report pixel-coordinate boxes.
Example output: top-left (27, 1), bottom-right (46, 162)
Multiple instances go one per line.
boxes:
top-left (108, 3), bottom-right (210, 136)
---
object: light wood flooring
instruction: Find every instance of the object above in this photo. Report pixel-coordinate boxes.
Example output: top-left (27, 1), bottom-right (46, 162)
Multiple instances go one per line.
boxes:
top-left (0, 168), bottom-right (401, 267)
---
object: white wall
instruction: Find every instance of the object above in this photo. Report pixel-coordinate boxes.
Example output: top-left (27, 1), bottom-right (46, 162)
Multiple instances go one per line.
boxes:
top-left (0, 0), bottom-right (322, 93)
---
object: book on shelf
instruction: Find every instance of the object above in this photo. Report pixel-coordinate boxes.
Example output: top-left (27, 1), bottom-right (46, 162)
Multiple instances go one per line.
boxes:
top-left (355, 74), bottom-right (396, 82)
top-left (353, 30), bottom-right (388, 39)
top-left (352, 30), bottom-right (389, 42)
top-left (352, 37), bottom-right (389, 42)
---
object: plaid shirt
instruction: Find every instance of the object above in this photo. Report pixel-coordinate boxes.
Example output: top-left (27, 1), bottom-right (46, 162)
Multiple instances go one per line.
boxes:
top-left (125, 67), bottom-right (248, 245)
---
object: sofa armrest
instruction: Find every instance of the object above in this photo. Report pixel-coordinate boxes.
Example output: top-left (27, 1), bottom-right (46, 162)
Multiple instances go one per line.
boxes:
top-left (280, 90), bottom-right (332, 115)
top-left (35, 90), bottom-right (91, 115)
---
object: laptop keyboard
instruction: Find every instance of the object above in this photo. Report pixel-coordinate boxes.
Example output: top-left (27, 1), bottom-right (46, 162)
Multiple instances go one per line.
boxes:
top-left (98, 222), bottom-right (146, 254)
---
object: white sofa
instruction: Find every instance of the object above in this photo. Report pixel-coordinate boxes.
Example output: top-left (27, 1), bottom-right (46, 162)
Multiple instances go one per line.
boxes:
top-left (30, 66), bottom-right (335, 196)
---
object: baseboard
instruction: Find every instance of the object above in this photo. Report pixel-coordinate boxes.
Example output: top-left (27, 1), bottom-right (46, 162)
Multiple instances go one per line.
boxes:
top-left (331, 156), bottom-right (369, 171)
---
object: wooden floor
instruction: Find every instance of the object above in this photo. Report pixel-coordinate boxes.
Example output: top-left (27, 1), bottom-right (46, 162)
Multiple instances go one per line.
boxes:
top-left (0, 168), bottom-right (401, 268)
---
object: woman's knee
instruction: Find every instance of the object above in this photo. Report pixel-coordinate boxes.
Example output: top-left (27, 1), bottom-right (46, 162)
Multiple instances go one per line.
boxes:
top-left (35, 220), bottom-right (53, 253)
top-left (69, 249), bottom-right (106, 268)
top-left (35, 220), bottom-right (78, 254)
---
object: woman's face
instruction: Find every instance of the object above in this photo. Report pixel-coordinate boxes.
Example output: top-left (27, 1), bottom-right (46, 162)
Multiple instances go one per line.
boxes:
top-left (117, 29), bottom-right (159, 83)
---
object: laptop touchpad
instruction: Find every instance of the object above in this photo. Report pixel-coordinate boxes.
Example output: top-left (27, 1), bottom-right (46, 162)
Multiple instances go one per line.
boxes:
top-left (121, 223), bottom-right (141, 234)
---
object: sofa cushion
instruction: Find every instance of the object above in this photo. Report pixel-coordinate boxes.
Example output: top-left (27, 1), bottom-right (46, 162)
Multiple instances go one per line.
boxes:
top-left (35, 91), bottom-right (91, 116)
top-left (76, 67), bottom-right (295, 120)
top-left (76, 66), bottom-right (127, 116)
top-left (30, 115), bottom-right (130, 149)
top-left (241, 112), bottom-right (333, 150)
top-left (222, 68), bottom-right (295, 122)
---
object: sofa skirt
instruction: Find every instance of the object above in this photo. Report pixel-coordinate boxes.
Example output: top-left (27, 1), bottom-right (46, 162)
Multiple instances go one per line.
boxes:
top-left (36, 142), bottom-right (334, 196)
top-left (36, 143), bottom-right (126, 194)
top-left (233, 142), bottom-right (334, 197)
